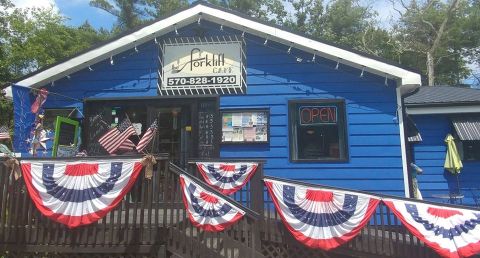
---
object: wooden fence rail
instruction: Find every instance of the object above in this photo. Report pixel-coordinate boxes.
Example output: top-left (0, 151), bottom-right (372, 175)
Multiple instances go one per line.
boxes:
top-left (1, 156), bottom-right (475, 257)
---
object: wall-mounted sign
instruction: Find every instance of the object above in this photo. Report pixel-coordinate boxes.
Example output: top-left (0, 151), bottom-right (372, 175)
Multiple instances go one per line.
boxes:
top-left (161, 38), bottom-right (245, 94)
top-left (299, 106), bottom-right (337, 125)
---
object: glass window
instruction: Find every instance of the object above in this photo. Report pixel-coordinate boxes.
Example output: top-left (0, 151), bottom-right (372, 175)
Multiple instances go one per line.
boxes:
top-left (289, 100), bottom-right (348, 161)
top-left (461, 141), bottom-right (480, 161)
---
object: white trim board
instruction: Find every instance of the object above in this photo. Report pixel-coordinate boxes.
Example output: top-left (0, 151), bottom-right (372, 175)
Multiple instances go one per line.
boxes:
top-left (407, 106), bottom-right (480, 115)
top-left (14, 3), bottom-right (421, 90)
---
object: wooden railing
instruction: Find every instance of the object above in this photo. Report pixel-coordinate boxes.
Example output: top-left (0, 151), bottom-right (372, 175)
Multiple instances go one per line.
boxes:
top-left (167, 163), bottom-right (263, 258)
top-left (2, 156), bottom-right (479, 257)
top-left (0, 155), bottom-right (170, 257)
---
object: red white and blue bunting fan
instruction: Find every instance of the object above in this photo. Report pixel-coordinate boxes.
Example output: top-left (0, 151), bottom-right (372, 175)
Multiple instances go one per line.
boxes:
top-left (196, 162), bottom-right (258, 195)
top-left (179, 174), bottom-right (246, 232)
top-left (384, 199), bottom-right (480, 258)
top-left (21, 158), bottom-right (143, 228)
top-left (264, 178), bottom-right (380, 250)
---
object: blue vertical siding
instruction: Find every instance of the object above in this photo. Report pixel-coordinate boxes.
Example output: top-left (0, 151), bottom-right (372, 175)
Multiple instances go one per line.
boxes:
top-left (412, 115), bottom-right (480, 206)
top-left (13, 21), bottom-right (407, 196)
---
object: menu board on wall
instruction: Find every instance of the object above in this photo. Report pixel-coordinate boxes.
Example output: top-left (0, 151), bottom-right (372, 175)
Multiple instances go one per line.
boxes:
top-left (221, 110), bottom-right (269, 143)
top-left (198, 100), bottom-right (218, 158)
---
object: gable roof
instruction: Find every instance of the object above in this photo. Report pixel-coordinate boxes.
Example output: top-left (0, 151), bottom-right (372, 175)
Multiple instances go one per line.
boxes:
top-left (405, 86), bottom-right (480, 106)
top-left (12, 1), bottom-right (422, 90)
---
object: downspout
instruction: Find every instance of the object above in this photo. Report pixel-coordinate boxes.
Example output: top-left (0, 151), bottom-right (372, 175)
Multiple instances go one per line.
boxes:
top-left (396, 84), bottom-right (421, 198)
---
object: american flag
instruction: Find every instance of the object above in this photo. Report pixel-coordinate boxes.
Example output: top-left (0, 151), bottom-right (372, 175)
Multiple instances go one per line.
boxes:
top-left (98, 118), bottom-right (136, 154)
top-left (0, 126), bottom-right (10, 141)
top-left (136, 119), bottom-right (158, 153)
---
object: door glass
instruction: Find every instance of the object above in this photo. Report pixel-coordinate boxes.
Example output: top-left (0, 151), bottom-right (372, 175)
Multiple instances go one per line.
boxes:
top-left (156, 108), bottom-right (182, 164)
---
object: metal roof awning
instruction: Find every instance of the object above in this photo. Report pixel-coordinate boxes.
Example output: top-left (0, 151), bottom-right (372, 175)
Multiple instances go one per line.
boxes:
top-left (452, 117), bottom-right (480, 141)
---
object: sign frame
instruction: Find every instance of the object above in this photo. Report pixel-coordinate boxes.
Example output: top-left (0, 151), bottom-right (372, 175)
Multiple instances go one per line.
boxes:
top-left (52, 116), bottom-right (79, 157)
top-left (159, 36), bottom-right (246, 95)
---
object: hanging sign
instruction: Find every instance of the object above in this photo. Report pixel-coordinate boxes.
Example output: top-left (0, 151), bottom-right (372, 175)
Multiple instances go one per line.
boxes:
top-left (299, 106), bottom-right (337, 125)
top-left (162, 39), bottom-right (244, 92)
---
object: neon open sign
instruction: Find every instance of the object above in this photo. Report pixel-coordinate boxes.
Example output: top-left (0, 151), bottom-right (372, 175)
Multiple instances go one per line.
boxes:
top-left (299, 106), bottom-right (337, 125)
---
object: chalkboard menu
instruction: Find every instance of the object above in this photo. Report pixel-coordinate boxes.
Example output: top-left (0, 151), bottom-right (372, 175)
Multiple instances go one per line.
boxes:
top-left (52, 117), bottom-right (79, 157)
top-left (198, 101), bottom-right (218, 158)
top-left (86, 113), bottom-right (110, 155)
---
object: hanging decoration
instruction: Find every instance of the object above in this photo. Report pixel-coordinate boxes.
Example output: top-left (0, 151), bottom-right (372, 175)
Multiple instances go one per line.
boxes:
top-left (31, 88), bottom-right (48, 114)
top-left (196, 162), bottom-right (258, 195)
top-left (264, 178), bottom-right (380, 250)
top-left (179, 174), bottom-right (246, 232)
top-left (21, 158), bottom-right (143, 228)
top-left (384, 199), bottom-right (480, 258)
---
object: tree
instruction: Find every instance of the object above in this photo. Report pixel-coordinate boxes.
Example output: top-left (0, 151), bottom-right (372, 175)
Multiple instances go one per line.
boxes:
top-left (390, 0), bottom-right (475, 86)
top-left (143, 0), bottom-right (188, 18)
top-left (89, 0), bottom-right (148, 31)
top-left (1, 7), bottom-right (110, 80)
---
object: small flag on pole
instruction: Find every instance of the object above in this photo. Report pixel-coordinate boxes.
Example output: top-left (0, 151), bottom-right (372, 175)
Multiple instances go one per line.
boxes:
top-left (98, 118), bottom-right (136, 154)
top-left (31, 88), bottom-right (48, 114)
top-left (0, 126), bottom-right (11, 141)
top-left (136, 119), bottom-right (158, 153)
top-left (118, 139), bottom-right (135, 151)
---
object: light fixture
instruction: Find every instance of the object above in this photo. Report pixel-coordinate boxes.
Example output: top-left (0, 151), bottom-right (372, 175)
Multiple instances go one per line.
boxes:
top-left (384, 74), bottom-right (388, 86)
top-left (296, 57), bottom-right (303, 62)
top-left (51, 81), bottom-right (55, 87)
top-left (360, 66), bottom-right (365, 78)
top-left (264, 38), bottom-right (268, 45)
top-left (154, 37), bottom-right (158, 44)
top-left (241, 31), bottom-right (245, 38)
top-left (197, 16), bottom-right (201, 25)
top-left (220, 24), bottom-right (223, 31)
top-left (134, 45), bottom-right (138, 53)
top-left (174, 26), bottom-right (179, 35)
top-left (110, 56), bottom-right (114, 65)
top-left (287, 45), bottom-right (292, 54)
top-left (88, 66), bottom-right (93, 71)
top-left (66, 75), bottom-right (71, 80)
top-left (312, 53), bottom-right (316, 62)
top-left (335, 59), bottom-right (340, 70)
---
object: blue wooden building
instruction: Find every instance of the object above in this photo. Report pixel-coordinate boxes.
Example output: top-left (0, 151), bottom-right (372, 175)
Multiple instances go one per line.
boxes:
top-left (10, 2), bottom-right (422, 198)
top-left (406, 86), bottom-right (480, 205)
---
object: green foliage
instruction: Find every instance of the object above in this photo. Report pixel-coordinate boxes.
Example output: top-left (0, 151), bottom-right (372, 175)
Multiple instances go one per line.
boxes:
top-left (0, 7), bottom-right (110, 84)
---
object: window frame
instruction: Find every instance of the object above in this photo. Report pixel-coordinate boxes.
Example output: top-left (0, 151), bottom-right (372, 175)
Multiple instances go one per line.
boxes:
top-left (220, 108), bottom-right (270, 145)
top-left (288, 99), bottom-right (349, 163)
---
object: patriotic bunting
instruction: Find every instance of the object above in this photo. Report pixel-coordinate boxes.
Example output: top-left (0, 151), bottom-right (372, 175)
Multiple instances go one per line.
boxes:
top-left (384, 199), bottom-right (480, 258)
top-left (179, 174), bottom-right (246, 232)
top-left (264, 178), bottom-right (380, 250)
top-left (196, 162), bottom-right (258, 195)
top-left (21, 158), bottom-right (143, 228)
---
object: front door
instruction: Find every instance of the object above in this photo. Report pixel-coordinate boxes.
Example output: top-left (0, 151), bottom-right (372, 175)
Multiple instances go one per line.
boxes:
top-left (148, 106), bottom-right (191, 167)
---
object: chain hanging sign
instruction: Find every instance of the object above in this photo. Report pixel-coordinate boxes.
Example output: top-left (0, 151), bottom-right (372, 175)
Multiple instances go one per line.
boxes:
top-left (160, 36), bottom-right (245, 95)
